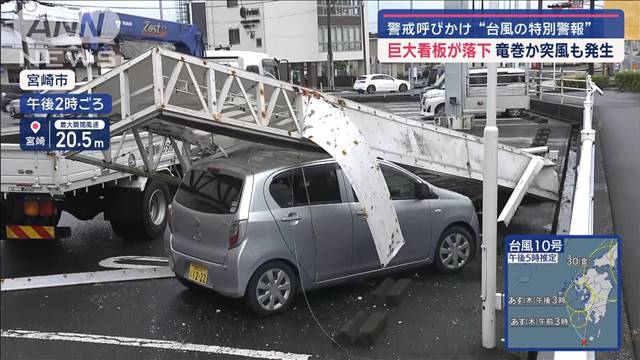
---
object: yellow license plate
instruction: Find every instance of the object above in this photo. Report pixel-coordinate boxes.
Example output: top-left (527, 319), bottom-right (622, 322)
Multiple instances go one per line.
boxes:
top-left (187, 262), bottom-right (208, 285)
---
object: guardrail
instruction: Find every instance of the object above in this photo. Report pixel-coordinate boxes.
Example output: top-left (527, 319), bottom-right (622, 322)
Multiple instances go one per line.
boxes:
top-left (545, 75), bottom-right (603, 360)
top-left (529, 68), bottom-right (588, 104)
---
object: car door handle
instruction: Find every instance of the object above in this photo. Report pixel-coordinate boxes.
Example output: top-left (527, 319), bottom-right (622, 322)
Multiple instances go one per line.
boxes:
top-left (280, 213), bottom-right (302, 222)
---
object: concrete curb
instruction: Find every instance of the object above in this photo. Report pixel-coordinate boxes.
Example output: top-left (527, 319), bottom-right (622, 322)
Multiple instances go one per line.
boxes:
top-left (326, 91), bottom-right (422, 103)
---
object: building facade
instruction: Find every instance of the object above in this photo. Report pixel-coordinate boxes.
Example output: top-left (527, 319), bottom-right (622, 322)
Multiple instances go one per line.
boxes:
top-left (200, 0), bottom-right (370, 88)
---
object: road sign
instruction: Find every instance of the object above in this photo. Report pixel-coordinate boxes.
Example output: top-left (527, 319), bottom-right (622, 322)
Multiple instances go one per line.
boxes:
top-left (377, 9), bottom-right (625, 63)
top-left (505, 235), bottom-right (621, 351)
top-left (19, 94), bottom-right (112, 115)
top-left (20, 118), bottom-right (109, 151)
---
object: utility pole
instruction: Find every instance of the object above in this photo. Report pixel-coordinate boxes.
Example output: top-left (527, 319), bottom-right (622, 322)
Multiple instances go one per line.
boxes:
top-left (159, 0), bottom-right (164, 20)
top-left (326, 0), bottom-right (335, 91)
top-left (16, 0), bottom-right (31, 70)
top-left (409, 0), bottom-right (414, 90)
top-left (360, 0), bottom-right (368, 75)
top-left (587, 0), bottom-right (595, 75)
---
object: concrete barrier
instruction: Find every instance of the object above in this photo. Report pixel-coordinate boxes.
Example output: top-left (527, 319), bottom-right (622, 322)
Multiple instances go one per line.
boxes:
top-left (530, 98), bottom-right (583, 124)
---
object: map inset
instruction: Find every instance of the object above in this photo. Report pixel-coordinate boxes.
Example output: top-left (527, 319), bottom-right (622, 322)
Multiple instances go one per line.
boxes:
top-left (505, 235), bottom-right (620, 351)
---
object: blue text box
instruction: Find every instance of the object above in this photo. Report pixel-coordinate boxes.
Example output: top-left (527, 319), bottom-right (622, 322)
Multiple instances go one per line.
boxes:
top-left (20, 94), bottom-right (112, 115)
top-left (378, 9), bottom-right (624, 39)
top-left (19, 118), bottom-right (110, 151)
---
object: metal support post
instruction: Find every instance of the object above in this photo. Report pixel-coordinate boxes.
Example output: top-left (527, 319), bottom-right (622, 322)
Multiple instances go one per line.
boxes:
top-left (481, 62), bottom-right (499, 349)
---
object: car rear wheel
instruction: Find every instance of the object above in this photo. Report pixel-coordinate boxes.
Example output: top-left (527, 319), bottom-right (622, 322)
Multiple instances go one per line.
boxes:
top-left (399, 83), bottom-right (408, 92)
top-left (507, 108), bottom-right (523, 117)
top-left (246, 261), bottom-right (297, 316)
top-left (366, 85), bottom-right (376, 94)
top-left (434, 226), bottom-right (474, 273)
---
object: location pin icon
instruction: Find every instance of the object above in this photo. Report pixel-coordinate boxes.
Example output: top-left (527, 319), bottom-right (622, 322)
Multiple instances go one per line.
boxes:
top-left (30, 121), bottom-right (40, 134)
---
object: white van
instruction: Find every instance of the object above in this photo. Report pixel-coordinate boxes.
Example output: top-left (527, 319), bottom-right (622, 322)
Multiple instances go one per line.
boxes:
top-left (204, 50), bottom-right (281, 80)
top-left (421, 68), bottom-right (529, 119)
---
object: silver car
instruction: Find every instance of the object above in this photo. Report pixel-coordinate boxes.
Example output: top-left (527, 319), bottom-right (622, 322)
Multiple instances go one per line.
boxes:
top-left (165, 147), bottom-right (479, 316)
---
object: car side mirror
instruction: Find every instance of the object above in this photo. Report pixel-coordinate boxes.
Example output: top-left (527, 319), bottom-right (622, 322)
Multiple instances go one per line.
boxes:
top-left (416, 183), bottom-right (436, 199)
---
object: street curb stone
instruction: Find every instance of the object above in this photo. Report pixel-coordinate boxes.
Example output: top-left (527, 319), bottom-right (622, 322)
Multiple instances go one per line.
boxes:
top-left (356, 311), bottom-right (388, 347)
top-left (385, 279), bottom-right (412, 307)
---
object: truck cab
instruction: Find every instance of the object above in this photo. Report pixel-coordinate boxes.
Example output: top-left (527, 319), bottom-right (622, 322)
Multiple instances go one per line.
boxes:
top-left (204, 50), bottom-right (281, 80)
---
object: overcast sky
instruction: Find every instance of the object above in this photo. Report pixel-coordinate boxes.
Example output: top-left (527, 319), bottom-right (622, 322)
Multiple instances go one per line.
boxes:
top-left (53, 0), bottom-right (178, 21)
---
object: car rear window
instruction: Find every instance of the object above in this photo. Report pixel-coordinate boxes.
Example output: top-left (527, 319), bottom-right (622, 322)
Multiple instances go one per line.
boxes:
top-left (357, 76), bottom-right (367, 81)
top-left (175, 168), bottom-right (243, 214)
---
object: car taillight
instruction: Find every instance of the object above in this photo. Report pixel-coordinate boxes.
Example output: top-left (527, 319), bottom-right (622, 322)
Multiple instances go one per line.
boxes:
top-left (167, 204), bottom-right (174, 233)
top-left (24, 200), bottom-right (39, 216)
top-left (38, 200), bottom-right (54, 216)
top-left (228, 220), bottom-right (247, 249)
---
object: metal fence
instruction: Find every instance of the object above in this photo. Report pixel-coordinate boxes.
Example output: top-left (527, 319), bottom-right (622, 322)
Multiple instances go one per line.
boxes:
top-left (529, 68), bottom-right (589, 104)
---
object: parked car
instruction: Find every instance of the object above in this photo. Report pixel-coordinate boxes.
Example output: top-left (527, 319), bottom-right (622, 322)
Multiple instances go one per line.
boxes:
top-left (165, 147), bottom-right (480, 315)
top-left (1, 83), bottom-right (22, 113)
top-left (421, 84), bottom-right (446, 119)
top-left (353, 74), bottom-right (410, 94)
top-left (420, 68), bottom-right (529, 119)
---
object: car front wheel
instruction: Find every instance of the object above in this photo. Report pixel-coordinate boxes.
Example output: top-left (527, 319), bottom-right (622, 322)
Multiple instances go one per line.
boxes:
top-left (399, 83), bottom-right (408, 92)
top-left (434, 226), bottom-right (474, 273)
top-left (246, 261), bottom-right (297, 316)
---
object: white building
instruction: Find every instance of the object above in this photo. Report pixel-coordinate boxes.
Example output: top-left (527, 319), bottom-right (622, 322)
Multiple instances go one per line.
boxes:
top-left (198, 0), bottom-right (369, 88)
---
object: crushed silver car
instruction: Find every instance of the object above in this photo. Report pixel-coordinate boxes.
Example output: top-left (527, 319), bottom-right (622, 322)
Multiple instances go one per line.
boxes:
top-left (165, 146), bottom-right (480, 316)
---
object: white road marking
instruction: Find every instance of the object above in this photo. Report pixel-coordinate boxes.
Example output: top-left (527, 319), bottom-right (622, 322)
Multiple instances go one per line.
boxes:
top-left (1, 329), bottom-right (311, 360)
top-left (384, 105), bottom-right (420, 109)
top-left (99, 256), bottom-right (169, 269)
top-left (1, 267), bottom-right (174, 291)
top-left (389, 111), bottom-right (421, 115)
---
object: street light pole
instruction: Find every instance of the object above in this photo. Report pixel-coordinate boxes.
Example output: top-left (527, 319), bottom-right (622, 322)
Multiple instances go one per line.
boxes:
top-left (481, 62), bottom-right (499, 349)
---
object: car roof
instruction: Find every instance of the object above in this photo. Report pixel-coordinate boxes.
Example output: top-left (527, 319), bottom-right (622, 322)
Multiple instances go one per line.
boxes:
top-left (195, 144), bottom-right (330, 175)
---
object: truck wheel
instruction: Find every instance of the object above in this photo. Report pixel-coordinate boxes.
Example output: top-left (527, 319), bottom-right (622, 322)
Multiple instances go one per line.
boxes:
top-left (435, 104), bottom-right (445, 117)
top-left (111, 180), bottom-right (170, 241)
top-left (140, 180), bottom-right (170, 240)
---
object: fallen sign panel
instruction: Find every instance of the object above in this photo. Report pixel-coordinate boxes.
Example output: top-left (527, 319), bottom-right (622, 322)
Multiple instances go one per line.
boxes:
top-left (302, 97), bottom-right (404, 267)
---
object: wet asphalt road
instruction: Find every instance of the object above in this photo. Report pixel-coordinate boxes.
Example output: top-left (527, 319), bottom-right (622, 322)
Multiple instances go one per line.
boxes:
top-left (1, 100), bottom-right (571, 359)
top-left (594, 91), bottom-right (640, 356)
